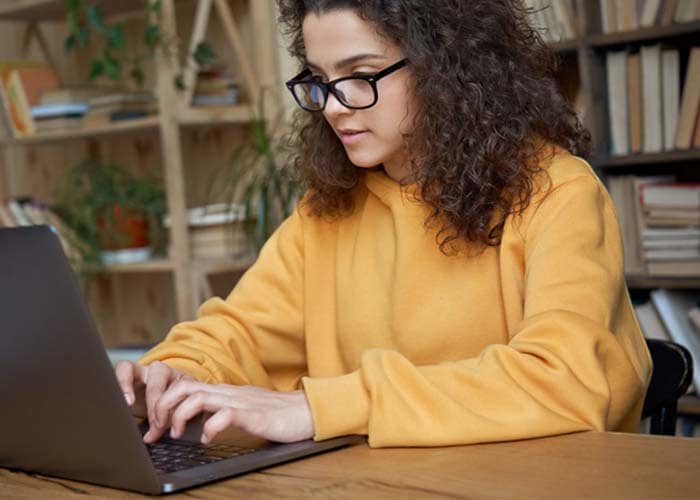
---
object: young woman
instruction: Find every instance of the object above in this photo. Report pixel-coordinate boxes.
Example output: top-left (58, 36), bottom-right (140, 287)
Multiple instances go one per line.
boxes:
top-left (117, 0), bottom-right (651, 448)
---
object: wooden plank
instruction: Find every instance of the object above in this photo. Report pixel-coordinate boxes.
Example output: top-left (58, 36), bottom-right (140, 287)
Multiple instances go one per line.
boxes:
top-left (181, 0), bottom-right (213, 107)
top-left (178, 104), bottom-right (252, 125)
top-left (596, 148), bottom-right (700, 168)
top-left (0, 0), bottom-right (146, 21)
top-left (587, 20), bottom-right (700, 47)
top-left (625, 275), bottom-right (700, 289)
top-left (157, 0), bottom-right (195, 321)
top-left (2, 432), bottom-right (700, 499)
top-left (0, 117), bottom-right (161, 146)
top-left (213, 0), bottom-right (259, 109)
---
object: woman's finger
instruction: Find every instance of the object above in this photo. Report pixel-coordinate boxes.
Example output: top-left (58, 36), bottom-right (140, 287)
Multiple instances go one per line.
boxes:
top-left (169, 391), bottom-right (234, 439)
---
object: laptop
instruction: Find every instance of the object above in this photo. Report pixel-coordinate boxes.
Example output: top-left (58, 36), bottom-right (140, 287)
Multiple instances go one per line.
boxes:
top-left (0, 226), bottom-right (362, 494)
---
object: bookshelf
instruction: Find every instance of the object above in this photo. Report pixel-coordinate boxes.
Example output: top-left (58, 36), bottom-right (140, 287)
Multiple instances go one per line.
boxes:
top-left (546, 0), bottom-right (700, 289)
top-left (0, 0), bottom-right (280, 345)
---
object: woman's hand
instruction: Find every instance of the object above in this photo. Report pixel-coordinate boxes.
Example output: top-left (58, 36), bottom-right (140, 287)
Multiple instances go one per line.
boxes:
top-left (115, 360), bottom-right (196, 441)
top-left (115, 360), bottom-right (314, 444)
top-left (154, 381), bottom-right (315, 444)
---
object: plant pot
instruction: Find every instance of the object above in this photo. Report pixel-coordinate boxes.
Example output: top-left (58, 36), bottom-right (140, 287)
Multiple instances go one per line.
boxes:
top-left (96, 205), bottom-right (151, 264)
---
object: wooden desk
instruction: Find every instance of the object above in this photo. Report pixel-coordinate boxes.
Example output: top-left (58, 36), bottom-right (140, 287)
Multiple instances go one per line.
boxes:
top-left (1, 431), bottom-right (699, 499)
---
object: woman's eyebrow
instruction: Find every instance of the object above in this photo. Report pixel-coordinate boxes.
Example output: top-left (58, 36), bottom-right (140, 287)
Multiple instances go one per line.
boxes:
top-left (305, 53), bottom-right (387, 72)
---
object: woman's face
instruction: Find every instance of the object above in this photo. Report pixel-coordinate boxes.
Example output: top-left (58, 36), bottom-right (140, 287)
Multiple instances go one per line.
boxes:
top-left (301, 9), bottom-right (416, 181)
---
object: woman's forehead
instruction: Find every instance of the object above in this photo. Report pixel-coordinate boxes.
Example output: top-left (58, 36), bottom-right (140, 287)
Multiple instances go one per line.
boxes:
top-left (301, 9), bottom-right (399, 67)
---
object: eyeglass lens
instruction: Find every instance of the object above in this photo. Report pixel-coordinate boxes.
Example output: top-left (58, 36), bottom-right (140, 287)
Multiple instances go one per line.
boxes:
top-left (293, 78), bottom-right (375, 110)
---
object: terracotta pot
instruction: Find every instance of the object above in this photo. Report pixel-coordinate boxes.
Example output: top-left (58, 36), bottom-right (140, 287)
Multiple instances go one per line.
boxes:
top-left (96, 204), bottom-right (149, 251)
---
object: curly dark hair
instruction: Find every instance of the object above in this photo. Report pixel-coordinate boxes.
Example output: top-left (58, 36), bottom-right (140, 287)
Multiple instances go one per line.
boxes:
top-left (277, 0), bottom-right (591, 252)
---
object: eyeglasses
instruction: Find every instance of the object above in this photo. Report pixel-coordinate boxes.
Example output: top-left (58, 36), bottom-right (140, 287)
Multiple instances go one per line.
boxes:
top-left (285, 59), bottom-right (408, 112)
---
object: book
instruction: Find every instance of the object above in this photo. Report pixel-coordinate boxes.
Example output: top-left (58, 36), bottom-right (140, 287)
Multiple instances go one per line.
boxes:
top-left (8, 65), bottom-right (59, 106)
top-left (627, 53), bottom-right (642, 153)
top-left (31, 102), bottom-right (88, 119)
top-left (0, 202), bottom-right (16, 227)
top-left (675, 47), bottom-right (700, 149)
top-left (660, 0), bottom-right (679, 25)
top-left (607, 50), bottom-right (629, 155)
top-left (0, 69), bottom-right (35, 136)
top-left (601, 0), bottom-right (618, 33)
top-left (642, 226), bottom-right (700, 239)
top-left (34, 116), bottom-right (83, 132)
top-left (617, 0), bottom-right (639, 32)
top-left (40, 86), bottom-right (110, 105)
top-left (644, 248), bottom-right (700, 261)
top-left (661, 49), bottom-right (680, 151)
top-left (650, 289), bottom-right (700, 390)
top-left (647, 259), bottom-right (700, 276)
top-left (693, 103), bottom-right (700, 147)
top-left (634, 300), bottom-right (672, 341)
top-left (640, 0), bottom-right (663, 27)
top-left (642, 183), bottom-right (700, 209)
top-left (641, 44), bottom-right (663, 153)
top-left (643, 236), bottom-right (700, 248)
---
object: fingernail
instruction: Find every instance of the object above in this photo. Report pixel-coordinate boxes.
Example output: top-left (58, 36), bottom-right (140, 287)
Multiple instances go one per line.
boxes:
top-left (170, 428), bottom-right (177, 439)
top-left (200, 433), bottom-right (209, 444)
top-left (124, 393), bottom-right (133, 406)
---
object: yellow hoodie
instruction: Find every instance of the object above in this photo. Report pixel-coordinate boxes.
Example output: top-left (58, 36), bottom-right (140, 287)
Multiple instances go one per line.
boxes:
top-left (141, 153), bottom-right (652, 447)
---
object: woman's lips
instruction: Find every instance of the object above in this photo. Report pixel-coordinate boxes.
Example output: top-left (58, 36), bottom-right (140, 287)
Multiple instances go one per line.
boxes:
top-left (338, 129), bottom-right (368, 145)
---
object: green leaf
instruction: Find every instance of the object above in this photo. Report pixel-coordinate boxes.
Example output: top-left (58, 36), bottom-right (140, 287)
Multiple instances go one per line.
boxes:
top-left (193, 41), bottom-right (217, 66)
top-left (144, 24), bottom-right (160, 48)
top-left (64, 34), bottom-right (76, 52)
top-left (106, 25), bottom-right (125, 51)
top-left (103, 53), bottom-right (121, 81)
top-left (86, 4), bottom-right (105, 33)
top-left (129, 64), bottom-right (145, 87)
top-left (77, 26), bottom-right (90, 48)
top-left (88, 59), bottom-right (104, 80)
top-left (174, 73), bottom-right (185, 90)
top-left (145, 0), bottom-right (161, 12)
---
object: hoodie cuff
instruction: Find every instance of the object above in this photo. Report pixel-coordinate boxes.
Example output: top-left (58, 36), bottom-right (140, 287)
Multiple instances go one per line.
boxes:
top-left (138, 350), bottom-right (217, 383)
top-left (302, 371), bottom-right (370, 440)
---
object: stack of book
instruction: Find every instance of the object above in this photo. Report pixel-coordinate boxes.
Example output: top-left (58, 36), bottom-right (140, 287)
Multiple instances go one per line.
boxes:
top-left (31, 101), bottom-right (88, 131)
top-left (606, 46), bottom-right (700, 156)
top-left (634, 288), bottom-right (700, 394)
top-left (192, 66), bottom-right (239, 107)
top-left (524, 0), bottom-right (577, 43)
top-left (607, 175), bottom-right (700, 277)
top-left (0, 197), bottom-right (87, 265)
top-left (640, 182), bottom-right (700, 276)
top-left (164, 203), bottom-right (251, 261)
top-left (600, 0), bottom-right (700, 33)
top-left (84, 91), bottom-right (157, 127)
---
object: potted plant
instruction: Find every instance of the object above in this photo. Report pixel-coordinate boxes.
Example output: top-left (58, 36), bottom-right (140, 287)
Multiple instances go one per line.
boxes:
top-left (207, 94), bottom-right (300, 252)
top-left (53, 159), bottom-right (167, 269)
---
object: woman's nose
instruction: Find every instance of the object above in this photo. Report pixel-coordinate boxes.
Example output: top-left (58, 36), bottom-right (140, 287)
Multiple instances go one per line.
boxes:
top-left (323, 92), bottom-right (352, 118)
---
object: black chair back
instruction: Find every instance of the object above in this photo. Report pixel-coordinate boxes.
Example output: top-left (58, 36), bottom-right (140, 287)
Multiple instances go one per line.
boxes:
top-left (642, 339), bottom-right (694, 435)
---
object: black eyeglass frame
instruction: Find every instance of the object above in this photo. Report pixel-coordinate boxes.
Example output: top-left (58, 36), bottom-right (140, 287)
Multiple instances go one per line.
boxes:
top-left (285, 58), bottom-right (408, 112)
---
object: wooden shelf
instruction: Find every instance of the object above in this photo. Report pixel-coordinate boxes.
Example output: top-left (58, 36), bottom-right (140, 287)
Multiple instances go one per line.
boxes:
top-left (0, 116), bottom-right (160, 145)
top-left (93, 258), bottom-right (176, 274)
top-left (595, 149), bottom-right (700, 169)
top-left (193, 256), bottom-right (256, 274)
top-left (586, 20), bottom-right (700, 48)
top-left (551, 39), bottom-right (579, 53)
top-left (178, 104), bottom-right (254, 126)
top-left (0, 106), bottom-right (256, 145)
top-left (0, 0), bottom-right (145, 21)
top-left (626, 275), bottom-right (700, 289)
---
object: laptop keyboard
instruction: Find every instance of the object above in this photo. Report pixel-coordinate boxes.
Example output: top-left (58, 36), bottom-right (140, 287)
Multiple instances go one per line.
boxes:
top-left (146, 438), bottom-right (257, 474)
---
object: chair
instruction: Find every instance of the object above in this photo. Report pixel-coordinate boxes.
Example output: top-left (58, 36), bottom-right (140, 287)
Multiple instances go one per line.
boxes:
top-left (641, 339), bottom-right (694, 435)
